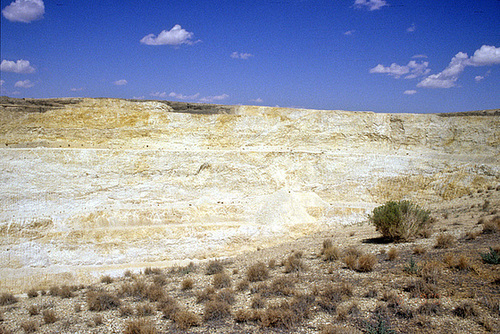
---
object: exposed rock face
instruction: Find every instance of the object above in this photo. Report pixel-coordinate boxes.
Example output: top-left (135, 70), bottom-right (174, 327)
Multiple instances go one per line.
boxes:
top-left (1, 97), bottom-right (499, 292)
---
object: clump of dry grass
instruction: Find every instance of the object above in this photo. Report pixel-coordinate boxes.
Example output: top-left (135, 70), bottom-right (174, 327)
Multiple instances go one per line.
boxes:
top-left (100, 275), bottom-right (113, 284)
top-left (482, 216), bottom-right (500, 234)
top-left (0, 293), bottom-right (17, 306)
top-left (158, 296), bottom-right (180, 319)
top-left (413, 245), bottom-right (426, 255)
top-left (27, 305), bottom-right (39, 316)
top-left (418, 301), bottom-right (444, 315)
top-left (20, 320), bottom-right (38, 333)
top-left (172, 309), bottom-right (201, 330)
top-left (324, 246), bottom-right (342, 262)
top-left (123, 319), bottom-right (157, 334)
top-left (195, 287), bottom-right (216, 304)
top-left (136, 303), bottom-right (154, 317)
top-left (284, 252), bottom-right (307, 273)
top-left (119, 305), bottom-right (134, 317)
top-left (343, 251), bottom-right (377, 272)
top-left (42, 310), bottom-right (57, 324)
top-left (247, 262), bottom-right (269, 282)
top-left (251, 294), bottom-right (266, 309)
top-left (143, 267), bottom-right (162, 275)
top-left (180, 278), bottom-right (194, 291)
top-left (92, 314), bottom-right (104, 326)
top-left (387, 247), bottom-right (399, 261)
top-left (206, 260), bottom-right (224, 275)
top-left (26, 289), bottom-right (38, 298)
top-left (214, 288), bottom-right (236, 305)
top-left (453, 301), bottom-right (479, 318)
top-left (318, 283), bottom-right (351, 313)
top-left (203, 300), bottom-right (231, 321)
top-left (435, 233), bottom-right (455, 248)
top-left (320, 324), bottom-right (361, 334)
top-left (87, 291), bottom-right (121, 311)
top-left (236, 279), bottom-right (249, 291)
top-left (212, 272), bottom-right (231, 289)
top-left (405, 279), bottom-right (439, 299)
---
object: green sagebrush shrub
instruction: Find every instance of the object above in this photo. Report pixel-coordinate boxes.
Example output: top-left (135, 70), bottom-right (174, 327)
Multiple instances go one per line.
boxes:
top-left (369, 200), bottom-right (432, 242)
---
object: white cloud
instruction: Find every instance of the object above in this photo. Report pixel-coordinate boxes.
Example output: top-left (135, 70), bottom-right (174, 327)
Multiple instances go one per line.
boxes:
top-left (2, 0), bottom-right (44, 23)
top-left (418, 45), bottom-right (500, 89)
top-left (14, 79), bottom-right (34, 88)
top-left (140, 25), bottom-right (197, 46)
top-left (370, 60), bottom-right (430, 79)
top-left (474, 70), bottom-right (491, 82)
top-left (354, 0), bottom-right (388, 11)
top-left (1, 59), bottom-right (35, 73)
top-left (344, 30), bottom-right (355, 36)
top-left (133, 96), bottom-right (145, 100)
top-left (70, 87), bottom-right (83, 92)
top-left (467, 45), bottom-right (500, 66)
top-left (250, 98), bottom-right (264, 103)
top-left (230, 52), bottom-right (254, 59)
top-left (403, 90), bottom-right (417, 95)
top-left (168, 92), bottom-right (200, 100)
top-left (199, 94), bottom-right (229, 103)
top-left (412, 54), bottom-right (428, 59)
top-left (0, 80), bottom-right (4, 86)
top-left (150, 91), bottom-right (168, 98)
top-left (406, 23), bottom-right (416, 33)
top-left (113, 79), bottom-right (128, 86)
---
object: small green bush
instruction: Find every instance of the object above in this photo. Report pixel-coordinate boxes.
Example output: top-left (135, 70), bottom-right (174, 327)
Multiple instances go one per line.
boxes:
top-left (369, 201), bottom-right (432, 242)
top-left (480, 247), bottom-right (500, 264)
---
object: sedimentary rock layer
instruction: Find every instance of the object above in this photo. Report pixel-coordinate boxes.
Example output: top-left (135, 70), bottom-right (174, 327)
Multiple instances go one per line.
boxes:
top-left (0, 98), bottom-right (498, 292)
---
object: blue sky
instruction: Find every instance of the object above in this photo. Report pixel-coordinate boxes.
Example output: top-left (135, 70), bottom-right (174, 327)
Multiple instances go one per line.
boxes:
top-left (1, 0), bottom-right (499, 113)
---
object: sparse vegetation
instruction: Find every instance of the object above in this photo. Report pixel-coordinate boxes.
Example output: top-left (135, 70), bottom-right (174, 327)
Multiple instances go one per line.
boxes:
top-left (1, 189), bottom-right (498, 334)
top-left (246, 262), bottom-right (269, 282)
top-left (435, 233), bottom-right (455, 248)
top-left (87, 291), bottom-right (121, 311)
top-left (369, 200), bottom-right (432, 242)
top-left (0, 293), bottom-right (17, 306)
top-left (480, 247), bottom-right (500, 264)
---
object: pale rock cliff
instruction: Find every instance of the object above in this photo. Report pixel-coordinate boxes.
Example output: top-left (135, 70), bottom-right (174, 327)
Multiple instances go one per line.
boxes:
top-left (0, 97), bottom-right (498, 292)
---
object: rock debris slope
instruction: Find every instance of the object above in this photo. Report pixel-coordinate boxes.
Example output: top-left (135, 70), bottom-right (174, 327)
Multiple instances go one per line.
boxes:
top-left (0, 97), bottom-right (498, 292)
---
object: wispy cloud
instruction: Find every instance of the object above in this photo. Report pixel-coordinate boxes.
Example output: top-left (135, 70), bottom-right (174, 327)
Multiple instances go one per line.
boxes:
top-left (150, 92), bottom-right (168, 98)
top-left (230, 52), bottom-right (254, 60)
top-left (14, 79), bottom-right (34, 88)
top-left (199, 94), bottom-right (229, 103)
top-left (418, 45), bottom-right (500, 88)
top-left (70, 87), bottom-right (83, 92)
top-left (344, 30), bottom-right (356, 36)
top-left (353, 0), bottom-right (388, 11)
top-left (406, 23), bottom-right (416, 33)
top-left (169, 92), bottom-right (200, 100)
top-left (0, 80), bottom-right (4, 86)
top-left (140, 25), bottom-right (198, 46)
top-left (113, 79), bottom-right (128, 86)
top-left (370, 60), bottom-right (430, 79)
top-left (250, 98), bottom-right (264, 103)
top-left (412, 54), bottom-right (428, 59)
top-left (475, 70), bottom-right (491, 82)
top-left (2, 0), bottom-right (44, 23)
top-left (1, 59), bottom-right (35, 73)
top-left (403, 90), bottom-right (417, 95)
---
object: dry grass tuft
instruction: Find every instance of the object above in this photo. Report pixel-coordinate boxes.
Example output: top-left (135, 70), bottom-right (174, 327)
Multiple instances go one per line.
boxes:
top-left (324, 246), bottom-right (342, 262)
top-left (119, 305), bottom-right (134, 317)
top-left (195, 287), bottom-right (216, 304)
top-left (143, 267), bottom-right (162, 275)
top-left (100, 275), bottom-right (113, 284)
top-left (357, 254), bottom-right (377, 272)
top-left (320, 324), bottom-right (361, 334)
top-left (136, 303), bottom-right (154, 317)
top-left (27, 305), bottom-right (39, 316)
top-left (203, 300), bottom-right (231, 321)
top-left (158, 296), bottom-right (180, 320)
top-left (20, 320), bottom-right (38, 333)
top-left (0, 293), bottom-right (17, 306)
top-left (453, 301), bottom-right (479, 318)
top-left (180, 278), bottom-right (194, 291)
top-left (87, 291), bottom-right (121, 311)
top-left (413, 245), bottom-right (426, 255)
top-left (387, 247), bottom-right (399, 261)
top-left (435, 233), bottom-right (455, 248)
top-left (42, 310), bottom-right (57, 324)
top-left (172, 309), bottom-right (201, 330)
top-left (212, 272), bottom-right (231, 289)
top-left (284, 252), bottom-right (307, 273)
top-left (26, 289), bottom-right (38, 298)
top-left (251, 294), bottom-right (266, 309)
top-left (206, 260), bottom-right (224, 275)
top-left (247, 262), bottom-right (269, 282)
top-left (123, 319), bottom-right (157, 334)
